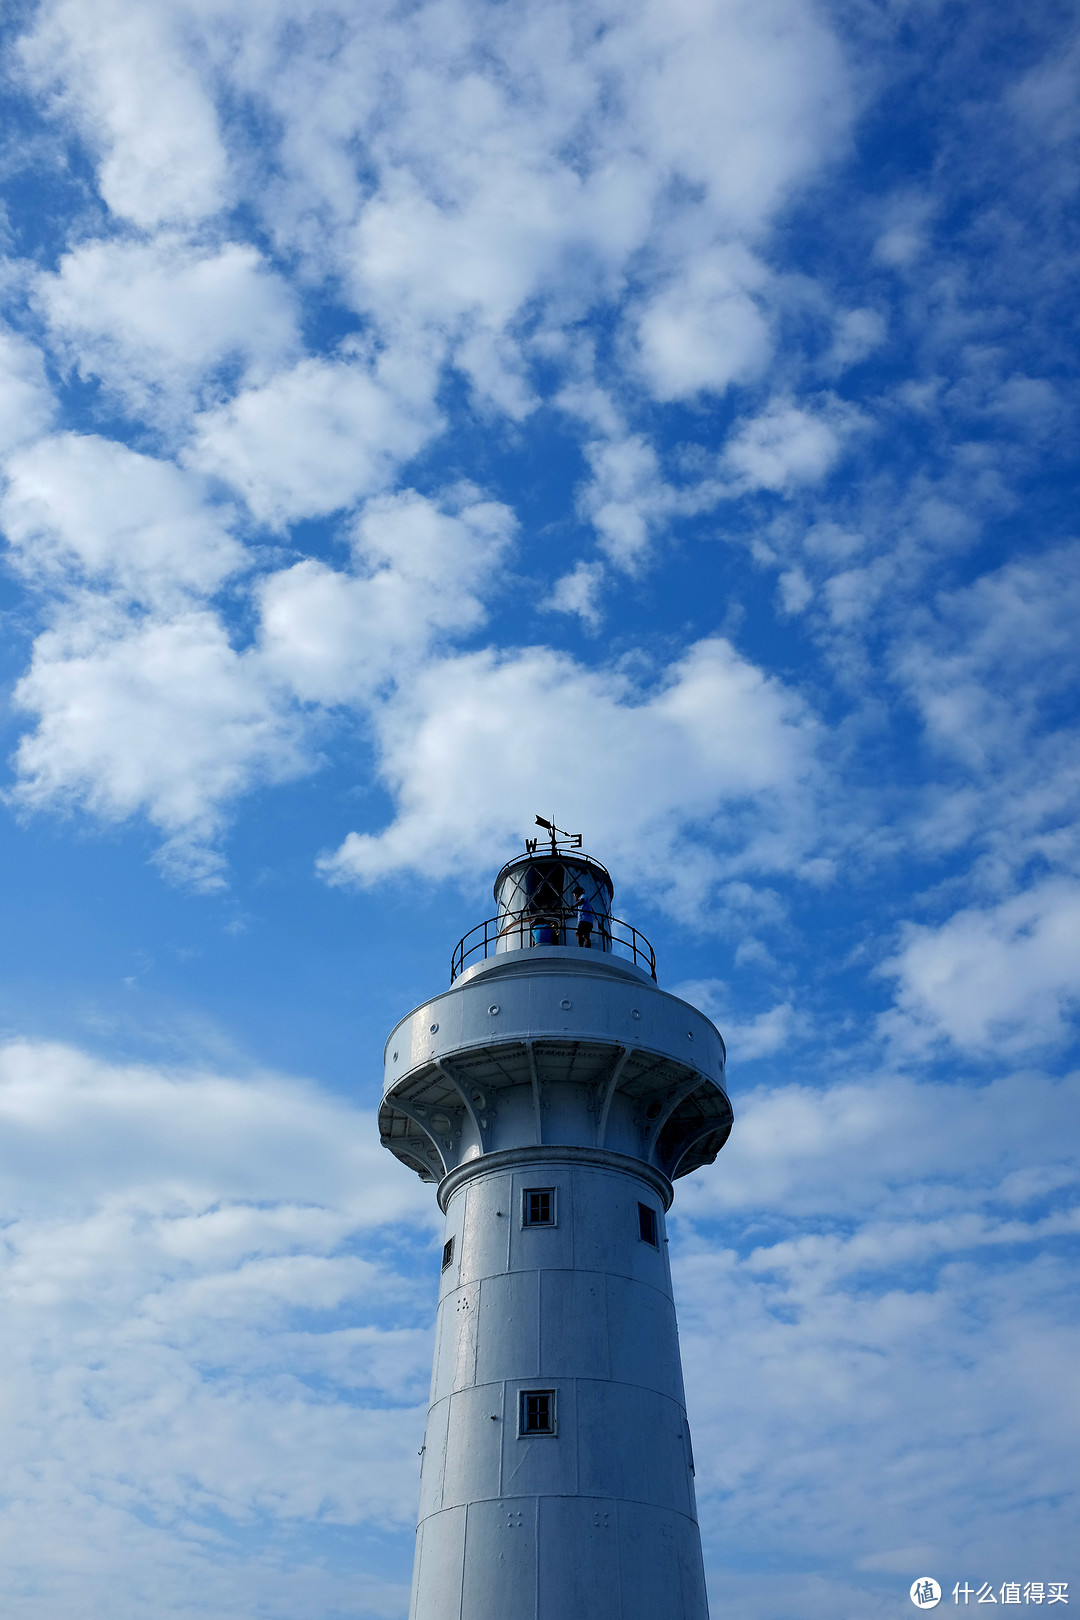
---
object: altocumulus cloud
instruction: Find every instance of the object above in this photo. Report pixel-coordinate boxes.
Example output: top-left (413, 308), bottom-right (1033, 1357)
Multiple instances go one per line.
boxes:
top-left (319, 633), bottom-right (825, 915)
top-left (1, 1041), bottom-right (1075, 1620)
top-left (1, 0), bottom-right (857, 890)
top-left (674, 1067), bottom-right (1080, 1617)
top-left (0, 0), bottom-right (1077, 1614)
top-left (0, 1039), bottom-right (434, 1620)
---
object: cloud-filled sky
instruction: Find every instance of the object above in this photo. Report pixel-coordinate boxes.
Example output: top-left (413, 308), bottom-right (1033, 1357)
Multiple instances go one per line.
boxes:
top-left (0, 0), bottom-right (1077, 1615)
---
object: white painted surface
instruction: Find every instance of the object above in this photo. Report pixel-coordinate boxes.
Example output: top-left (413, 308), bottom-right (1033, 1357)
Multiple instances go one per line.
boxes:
top-left (411, 1155), bottom-right (710, 1620)
top-left (384, 883), bottom-right (727, 1619)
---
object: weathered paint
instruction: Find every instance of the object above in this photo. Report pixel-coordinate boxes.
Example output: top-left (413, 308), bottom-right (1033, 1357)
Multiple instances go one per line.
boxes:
top-left (381, 866), bottom-right (731, 1620)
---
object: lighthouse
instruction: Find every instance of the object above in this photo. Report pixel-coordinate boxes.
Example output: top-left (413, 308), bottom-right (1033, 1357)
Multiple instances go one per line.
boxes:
top-left (379, 822), bottom-right (733, 1619)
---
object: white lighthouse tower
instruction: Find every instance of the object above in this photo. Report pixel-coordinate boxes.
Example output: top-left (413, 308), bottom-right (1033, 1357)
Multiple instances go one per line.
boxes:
top-left (380, 821), bottom-right (732, 1620)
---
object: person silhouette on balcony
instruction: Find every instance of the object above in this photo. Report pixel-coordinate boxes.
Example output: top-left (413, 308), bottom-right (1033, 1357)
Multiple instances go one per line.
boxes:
top-left (573, 885), bottom-right (594, 949)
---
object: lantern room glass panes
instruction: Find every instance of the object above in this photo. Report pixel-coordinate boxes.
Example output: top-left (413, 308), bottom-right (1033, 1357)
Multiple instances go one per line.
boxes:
top-left (493, 856), bottom-right (613, 954)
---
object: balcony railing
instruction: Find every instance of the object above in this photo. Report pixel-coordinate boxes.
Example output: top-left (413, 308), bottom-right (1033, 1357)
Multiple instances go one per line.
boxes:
top-left (451, 910), bottom-right (657, 983)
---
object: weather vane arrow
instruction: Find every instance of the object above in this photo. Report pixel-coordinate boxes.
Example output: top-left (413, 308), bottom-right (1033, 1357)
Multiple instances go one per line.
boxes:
top-left (526, 814), bottom-right (583, 855)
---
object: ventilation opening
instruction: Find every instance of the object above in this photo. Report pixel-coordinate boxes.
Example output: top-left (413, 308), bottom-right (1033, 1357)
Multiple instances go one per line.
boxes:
top-left (523, 1187), bottom-right (555, 1226)
top-left (441, 1236), bottom-right (454, 1270)
top-left (638, 1203), bottom-right (658, 1246)
top-left (519, 1389), bottom-right (556, 1436)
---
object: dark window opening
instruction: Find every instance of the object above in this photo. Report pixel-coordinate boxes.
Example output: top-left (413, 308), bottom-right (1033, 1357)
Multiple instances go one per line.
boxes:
top-left (523, 1187), bottom-right (555, 1226)
top-left (442, 1237), bottom-right (454, 1270)
top-left (638, 1203), bottom-right (658, 1246)
top-left (519, 1389), bottom-right (556, 1435)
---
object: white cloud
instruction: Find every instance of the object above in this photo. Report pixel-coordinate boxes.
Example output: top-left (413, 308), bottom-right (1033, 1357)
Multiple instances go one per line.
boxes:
top-left (1, 1), bottom-right (1077, 1607)
top-left (1010, 33), bottom-right (1080, 148)
top-left (2, 433), bottom-right (244, 604)
top-left (319, 634), bottom-right (821, 917)
top-left (2, 1038), bottom-right (1076, 1618)
top-left (0, 1038), bottom-right (426, 1219)
top-left (18, 0), bottom-right (853, 429)
top-left (1, 432), bottom-right (267, 885)
top-left (672, 1068), bottom-right (1080, 1592)
top-left (662, 1069), bottom-right (1080, 1603)
top-left (0, 0), bottom-right (865, 887)
top-left (825, 306), bottom-right (887, 372)
top-left (873, 189), bottom-right (936, 268)
top-left (879, 879), bottom-right (1080, 1055)
top-left (678, 1068), bottom-right (1080, 1220)
top-left (5, 1039), bottom-right (1075, 1618)
top-left (187, 350), bottom-right (442, 527)
top-left (682, 1231), bottom-right (1080, 1591)
top-left (36, 235), bottom-right (299, 420)
top-left (724, 396), bottom-right (858, 492)
top-left (895, 542), bottom-right (1080, 774)
top-left (777, 565), bottom-right (813, 615)
top-left (0, 324), bottom-right (55, 453)
top-left (570, 420), bottom-right (728, 571)
top-left (671, 980), bottom-right (806, 1061)
top-left (824, 561), bottom-right (886, 626)
top-left (884, 545), bottom-right (1080, 963)
top-left (722, 1000), bottom-right (804, 1061)
top-left (634, 245), bottom-right (772, 402)
top-left (5, 472), bottom-right (516, 883)
top-left (592, 0), bottom-right (851, 235)
top-left (554, 381), bottom-right (699, 570)
top-left (19, 0), bottom-right (230, 227)
top-left (577, 432), bottom-right (671, 568)
top-left (543, 558), bottom-right (606, 628)
top-left (11, 604), bottom-right (310, 887)
top-left (255, 488), bottom-right (516, 705)
top-left (334, 0), bottom-right (851, 357)
top-left (349, 158), bottom-right (583, 335)
top-left (0, 1036), bottom-right (433, 1618)
top-left (802, 520), bottom-right (865, 561)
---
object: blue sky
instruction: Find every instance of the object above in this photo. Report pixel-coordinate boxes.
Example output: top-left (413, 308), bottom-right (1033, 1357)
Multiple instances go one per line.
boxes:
top-left (0, 0), bottom-right (1077, 1615)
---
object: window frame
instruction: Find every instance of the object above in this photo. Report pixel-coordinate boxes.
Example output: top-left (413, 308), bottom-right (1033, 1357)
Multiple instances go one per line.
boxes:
top-left (518, 1388), bottom-right (557, 1437)
top-left (441, 1236), bottom-right (455, 1270)
top-left (638, 1202), bottom-right (659, 1247)
top-left (521, 1186), bottom-right (557, 1228)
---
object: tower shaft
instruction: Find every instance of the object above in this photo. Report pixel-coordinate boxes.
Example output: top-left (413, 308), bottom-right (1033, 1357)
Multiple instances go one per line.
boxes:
top-left (380, 851), bottom-right (731, 1620)
top-left (415, 1149), bottom-right (707, 1619)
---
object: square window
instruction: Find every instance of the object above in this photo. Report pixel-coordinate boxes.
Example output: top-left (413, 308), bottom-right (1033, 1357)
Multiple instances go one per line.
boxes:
top-left (442, 1236), bottom-right (454, 1270)
top-left (519, 1389), bottom-right (556, 1436)
top-left (638, 1203), bottom-right (658, 1246)
top-left (522, 1187), bottom-right (555, 1226)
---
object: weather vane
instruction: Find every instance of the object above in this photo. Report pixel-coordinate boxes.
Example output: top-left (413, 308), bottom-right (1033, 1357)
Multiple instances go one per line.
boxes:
top-left (525, 814), bottom-right (583, 856)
